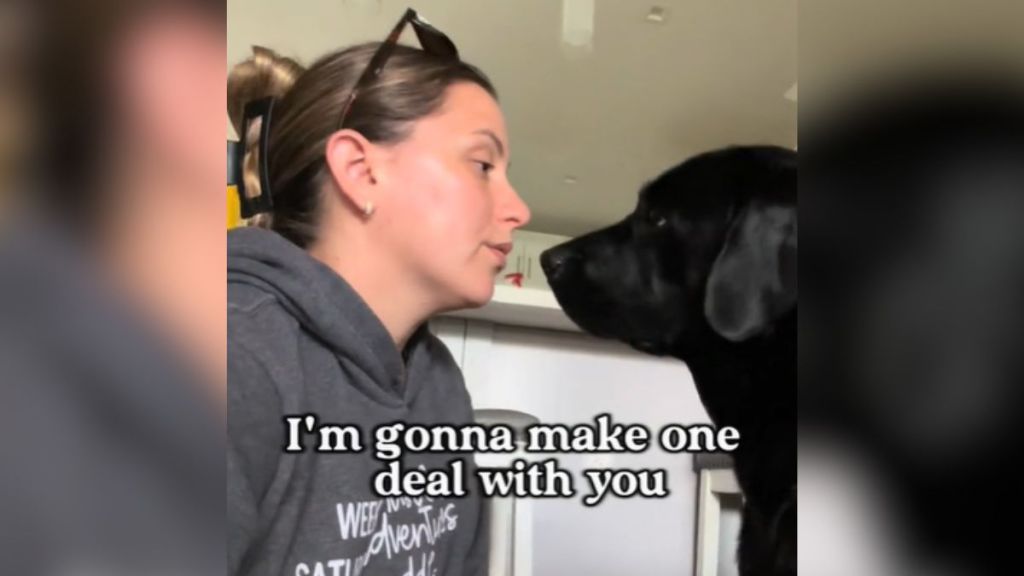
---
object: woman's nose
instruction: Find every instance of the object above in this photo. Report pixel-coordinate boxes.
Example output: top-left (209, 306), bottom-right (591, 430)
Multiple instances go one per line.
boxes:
top-left (503, 183), bottom-right (531, 228)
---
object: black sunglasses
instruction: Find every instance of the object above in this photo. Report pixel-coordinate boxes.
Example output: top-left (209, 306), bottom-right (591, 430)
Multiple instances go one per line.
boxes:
top-left (335, 7), bottom-right (459, 131)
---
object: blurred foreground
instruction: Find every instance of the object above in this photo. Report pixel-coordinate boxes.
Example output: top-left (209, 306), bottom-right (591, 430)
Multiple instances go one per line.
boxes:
top-left (1, 1), bottom-right (1023, 575)
top-left (800, 2), bottom-right (1024, 575)
top-left (1, 1), bottom-right (225, 574)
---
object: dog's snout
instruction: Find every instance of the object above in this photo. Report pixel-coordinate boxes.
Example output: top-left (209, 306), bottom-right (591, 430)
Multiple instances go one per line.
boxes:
top-left (540, 247), bottom-right (576, 279)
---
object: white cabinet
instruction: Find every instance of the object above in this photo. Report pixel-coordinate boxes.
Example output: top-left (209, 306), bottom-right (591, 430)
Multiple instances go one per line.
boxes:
top-left (498, 240), bottom-right (528, 288)
top-left (494, 230), bottom-right (570, 291)
top-left (515, 230), bottom-right (570, 290)
top-left (693, 456), bottom-right (744, 576)
top-left (442, 230), bottom-right (579, 332)
top-left (428, 239), bottom-right (733, 576)
top-left (427, 317), bottom-right (715, 576)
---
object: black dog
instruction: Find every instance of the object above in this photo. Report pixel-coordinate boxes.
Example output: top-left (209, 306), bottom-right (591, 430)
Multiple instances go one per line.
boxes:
top-left (540, 145), bottom-right (796, 576)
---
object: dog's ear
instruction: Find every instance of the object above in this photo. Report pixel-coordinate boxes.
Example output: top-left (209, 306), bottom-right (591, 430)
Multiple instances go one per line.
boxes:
top-left (704, 200), bottom-right (797, 342)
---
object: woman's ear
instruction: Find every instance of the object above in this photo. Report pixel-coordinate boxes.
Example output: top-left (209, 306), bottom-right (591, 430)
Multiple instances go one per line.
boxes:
top-left (324, 129), bottom-right (378, 214)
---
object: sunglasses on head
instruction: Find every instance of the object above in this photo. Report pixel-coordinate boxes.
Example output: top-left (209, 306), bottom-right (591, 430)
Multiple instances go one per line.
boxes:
top-left (335, 7), bottom-right (460, 130)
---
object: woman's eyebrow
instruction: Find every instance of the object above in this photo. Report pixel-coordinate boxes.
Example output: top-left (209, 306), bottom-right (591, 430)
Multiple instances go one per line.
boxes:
top-left (473, 129), bottom-right (506, 158)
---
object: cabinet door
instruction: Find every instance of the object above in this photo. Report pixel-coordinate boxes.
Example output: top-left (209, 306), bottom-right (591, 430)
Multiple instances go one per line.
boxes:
top-left (498, 240), bottom-right (527, 287)
top-left (459, 320), bottom-right (709, 576)
top-left (514, 231), bottom-right (568, 290)
top-left (520, 234), bottom-right (544, 289)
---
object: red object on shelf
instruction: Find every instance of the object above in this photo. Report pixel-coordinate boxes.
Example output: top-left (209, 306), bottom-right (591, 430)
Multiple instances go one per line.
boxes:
top-left (503, 272), bottom-right (524, 287)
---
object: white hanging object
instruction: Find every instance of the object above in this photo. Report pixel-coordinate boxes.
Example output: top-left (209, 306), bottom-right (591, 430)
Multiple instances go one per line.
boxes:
top-left (561, 0), bottom-right (594, 55)
top-left (785, 83), bottom-right (798, 103)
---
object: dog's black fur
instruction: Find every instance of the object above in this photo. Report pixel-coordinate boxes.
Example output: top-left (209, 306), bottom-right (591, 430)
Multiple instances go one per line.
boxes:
top-left (540, 145), bottom-right (796, 576)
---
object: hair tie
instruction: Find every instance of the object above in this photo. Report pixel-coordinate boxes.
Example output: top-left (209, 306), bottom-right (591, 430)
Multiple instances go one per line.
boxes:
top-left (230, 97), bottom-right (276, 218)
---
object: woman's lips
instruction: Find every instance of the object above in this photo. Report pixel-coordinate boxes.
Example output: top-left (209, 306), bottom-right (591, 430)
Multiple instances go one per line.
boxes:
top-left (487, 242), bottom-right (512, 268)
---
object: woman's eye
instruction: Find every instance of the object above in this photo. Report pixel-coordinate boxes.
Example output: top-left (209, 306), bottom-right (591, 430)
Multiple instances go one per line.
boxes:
top-left (475, 161), bottom-right (495, 175)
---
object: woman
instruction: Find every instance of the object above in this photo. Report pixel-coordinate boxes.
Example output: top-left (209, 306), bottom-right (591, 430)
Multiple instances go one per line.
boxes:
top-left (226, 10), bottom-right (530, 576)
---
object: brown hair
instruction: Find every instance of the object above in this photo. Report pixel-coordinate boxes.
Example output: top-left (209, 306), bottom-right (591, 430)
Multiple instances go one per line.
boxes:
top-left (34, 0), bottom-right (223, 237)
top-left (227, 42), bottom-right (497, 247)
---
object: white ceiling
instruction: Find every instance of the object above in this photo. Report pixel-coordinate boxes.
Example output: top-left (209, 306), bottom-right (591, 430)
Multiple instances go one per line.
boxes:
top-left (228, 0), bottom-right (798, 236)
top-left (801, 0), bottom-right (1024, 113)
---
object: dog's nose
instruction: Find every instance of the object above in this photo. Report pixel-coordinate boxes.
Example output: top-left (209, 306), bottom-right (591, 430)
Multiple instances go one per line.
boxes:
top-left (540, 247), bottom-right (575, 279)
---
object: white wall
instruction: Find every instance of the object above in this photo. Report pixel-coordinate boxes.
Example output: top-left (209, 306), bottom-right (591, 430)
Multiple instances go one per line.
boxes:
top-left (434, 318), bottom-right (715, 576)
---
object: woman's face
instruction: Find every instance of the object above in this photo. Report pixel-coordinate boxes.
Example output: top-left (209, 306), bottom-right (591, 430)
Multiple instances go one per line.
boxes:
top-left (375, 82), bottom-right (531, 309)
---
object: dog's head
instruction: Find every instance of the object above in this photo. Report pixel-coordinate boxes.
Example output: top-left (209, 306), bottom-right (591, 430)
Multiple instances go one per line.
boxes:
top-left (541, 145), bottom-right (797, 355)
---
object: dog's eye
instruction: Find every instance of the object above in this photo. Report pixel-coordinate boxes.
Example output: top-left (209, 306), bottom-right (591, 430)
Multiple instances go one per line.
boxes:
top-left (648, 211), bottom-right (668, 228)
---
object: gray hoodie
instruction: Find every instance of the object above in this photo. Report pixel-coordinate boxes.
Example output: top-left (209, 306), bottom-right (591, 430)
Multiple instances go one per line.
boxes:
top-left (227, 227), bottom-right (488, 576)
